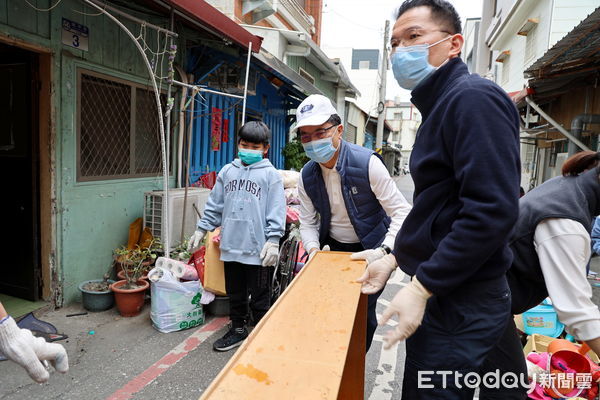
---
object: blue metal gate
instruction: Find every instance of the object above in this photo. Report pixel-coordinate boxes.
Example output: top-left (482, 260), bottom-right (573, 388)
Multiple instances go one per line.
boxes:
top-left (188, 75), bottom-right (289, 185)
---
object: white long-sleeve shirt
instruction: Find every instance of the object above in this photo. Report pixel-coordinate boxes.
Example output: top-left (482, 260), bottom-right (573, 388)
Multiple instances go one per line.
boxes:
top-left (298, 155), bottom-right (412, 253)
top-left (535, 218), bottom-right (600, 341)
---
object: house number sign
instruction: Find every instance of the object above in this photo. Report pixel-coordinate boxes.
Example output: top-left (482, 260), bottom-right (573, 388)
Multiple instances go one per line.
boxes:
top-left (62, 18), bottom-right (89, 51)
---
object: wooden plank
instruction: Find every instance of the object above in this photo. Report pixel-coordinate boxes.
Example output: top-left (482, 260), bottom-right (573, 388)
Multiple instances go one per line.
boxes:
top-left (200, 251), bottom-right (366, 400)
top-left (38, 53), bottom-right (53, 301)
top-left (337, 294), bottom-right (367, 400)
top-left (0, 0), bottom-right (7, 25)
top-left (35, 0), bottom-right (51, 39)
top-left (102, 12), bottom-right (119, 68)
top-left (85, 3), bottom-right (103, 65)
top-left (119, 19), bottom-right (138, 74)
top-left (7, 0), bottom-right (37, 34)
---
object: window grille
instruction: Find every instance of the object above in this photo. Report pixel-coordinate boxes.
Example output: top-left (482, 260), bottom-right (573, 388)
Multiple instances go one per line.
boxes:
top-left (77, 70), bottom-right (168, 181)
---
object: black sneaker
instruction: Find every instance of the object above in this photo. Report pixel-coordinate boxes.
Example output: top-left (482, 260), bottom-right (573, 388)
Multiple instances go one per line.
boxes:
top-left (213, 326), bottom-right (248, 352)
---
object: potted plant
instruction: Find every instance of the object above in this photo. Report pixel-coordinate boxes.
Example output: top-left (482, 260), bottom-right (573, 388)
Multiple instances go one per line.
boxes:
top-left (114, 239), bottom-right (160, 277)
top-left (110, 241), bottom-right (158, 317)
top-left (282, 136), bottom-right (309, 171)
top-left (170, 240), bottom-right (192, 262)
top-left (79, 273), bottom-right (116, 312)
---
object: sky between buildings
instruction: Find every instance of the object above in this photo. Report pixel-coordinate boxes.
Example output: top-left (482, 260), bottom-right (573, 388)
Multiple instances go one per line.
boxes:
top-left (321, 0), bottom-right (484, 102)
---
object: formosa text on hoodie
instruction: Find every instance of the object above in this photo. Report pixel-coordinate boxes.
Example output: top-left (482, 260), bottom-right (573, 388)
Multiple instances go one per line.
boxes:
top-left (224, 178), bottom-right (262, 200)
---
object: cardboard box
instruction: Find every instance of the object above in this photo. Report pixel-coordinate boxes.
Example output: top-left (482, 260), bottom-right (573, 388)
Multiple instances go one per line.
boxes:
top-left (523, 333), bottom-right (555, 355)
top-left (203, 229), bottom-right (226, 296)
top-left (523, 333), bottom-right (600, 363)
top-left (514, 314), bottom-right (524, 332)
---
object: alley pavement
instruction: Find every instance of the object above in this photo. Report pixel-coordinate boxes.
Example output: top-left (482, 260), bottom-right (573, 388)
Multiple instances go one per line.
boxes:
top-left (2, 174), bottom-right (600, 399)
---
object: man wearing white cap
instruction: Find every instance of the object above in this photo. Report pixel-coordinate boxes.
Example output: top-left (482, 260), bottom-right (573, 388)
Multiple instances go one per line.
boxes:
top-left (296, 94), bottom-right (412, 351)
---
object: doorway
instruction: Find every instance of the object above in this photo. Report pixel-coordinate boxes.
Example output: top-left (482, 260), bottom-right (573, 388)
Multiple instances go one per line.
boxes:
top-left (0, 43), bottom-right (41, 301)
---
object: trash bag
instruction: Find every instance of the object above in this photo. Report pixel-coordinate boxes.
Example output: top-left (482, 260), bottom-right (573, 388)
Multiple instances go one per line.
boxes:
top-left (149, 267), bottom-right (205, 333)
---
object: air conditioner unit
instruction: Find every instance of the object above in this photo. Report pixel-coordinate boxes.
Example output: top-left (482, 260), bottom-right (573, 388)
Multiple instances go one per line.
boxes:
top-left (143, 188), bottom-right (211, 251)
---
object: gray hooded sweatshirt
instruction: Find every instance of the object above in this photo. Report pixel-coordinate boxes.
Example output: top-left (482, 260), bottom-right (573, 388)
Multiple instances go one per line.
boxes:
top-left (197, 158), bottom-right (286, 265)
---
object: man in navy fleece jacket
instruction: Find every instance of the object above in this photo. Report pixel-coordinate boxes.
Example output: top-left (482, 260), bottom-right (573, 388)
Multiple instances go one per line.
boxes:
top-left (356, 0), bottom-right (521, 398)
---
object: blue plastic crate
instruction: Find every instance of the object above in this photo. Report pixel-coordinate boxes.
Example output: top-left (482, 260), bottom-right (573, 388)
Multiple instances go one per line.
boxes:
top-left (522, 302), bottom-right (564, 337)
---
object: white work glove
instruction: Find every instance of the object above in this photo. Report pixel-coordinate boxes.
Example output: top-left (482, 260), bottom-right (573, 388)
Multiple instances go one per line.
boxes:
top-left (260, 241), bottom-right (279, 267)
top-left (307, 245), bottom-right (330, 261)
top-left (350, 246), bottom-right (387, 265)
top-left (379, 276), bottom-right (432, 349)
top-left (355, 253), bottom-right (399, 294)
top-left (187, 229), bottom-right (207, 252)
top-left (0, 316), bottom-right (69, 383)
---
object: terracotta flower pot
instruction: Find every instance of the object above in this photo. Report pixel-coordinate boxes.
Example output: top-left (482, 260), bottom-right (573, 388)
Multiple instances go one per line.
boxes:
top-left (110, 279), bottom-right (150, 317)
top-left (116, 270), bottom-right (149, 282)
top-left (114, 256), bottom-right (153, 274)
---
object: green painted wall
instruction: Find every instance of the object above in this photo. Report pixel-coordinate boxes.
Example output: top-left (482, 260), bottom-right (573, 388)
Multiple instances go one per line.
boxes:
top-left (286, 55), bottom-right (336, 99)
top-left (59, 57), bottom-right (178, 304)
top-left (1, 0), bottom-right (184, 304)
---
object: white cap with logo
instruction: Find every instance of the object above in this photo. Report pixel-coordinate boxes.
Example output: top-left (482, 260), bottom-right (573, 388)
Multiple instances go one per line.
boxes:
top-left (294, 94), bottom-right (339, 132)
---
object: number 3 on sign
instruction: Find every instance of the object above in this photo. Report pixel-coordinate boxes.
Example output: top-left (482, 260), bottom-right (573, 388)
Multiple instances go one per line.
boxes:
top-left (61, 18), bottom-right (89, 51)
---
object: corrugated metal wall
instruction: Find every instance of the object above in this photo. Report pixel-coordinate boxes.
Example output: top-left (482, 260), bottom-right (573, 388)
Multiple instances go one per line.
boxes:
top-left (188, 73), bottom-right (289, 185)
top-left (188, 91), bottom-right (238, 181)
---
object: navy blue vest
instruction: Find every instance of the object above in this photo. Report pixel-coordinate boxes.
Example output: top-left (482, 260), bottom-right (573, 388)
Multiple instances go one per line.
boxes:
top-left (301, 140), bottom-right (391, 249)
top-left (508, 167), bottom-right (600, 314)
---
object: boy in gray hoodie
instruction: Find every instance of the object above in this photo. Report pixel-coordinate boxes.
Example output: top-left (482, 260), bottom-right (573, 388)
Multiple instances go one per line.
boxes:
top-left (188, 121), bottom-right (286, 351)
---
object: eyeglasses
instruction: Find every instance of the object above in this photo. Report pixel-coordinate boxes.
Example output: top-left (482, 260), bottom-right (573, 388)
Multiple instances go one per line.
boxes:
top-left (390, 28), bottom-right (451, 50)
top-left (299, 124), bottom-right (339, 143)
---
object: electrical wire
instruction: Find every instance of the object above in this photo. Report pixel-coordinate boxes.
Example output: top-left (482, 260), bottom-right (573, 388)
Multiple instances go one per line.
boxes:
top-left (323, 9), bottom-right (383, 32)
top-left (73, 7), bottom-right (105, 16)
top-left (190, 99), bottom-right (244, 121)
top-left (24, 0), bottom-right (62, 12)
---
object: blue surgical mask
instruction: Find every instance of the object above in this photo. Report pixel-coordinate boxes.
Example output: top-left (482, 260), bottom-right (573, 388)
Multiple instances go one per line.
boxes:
top-left (238, 148), bottom-right (264, 165)
top-left (391, 36), bottom-right (451, 90)
top-left (302, 137), bottom-right (337, 163)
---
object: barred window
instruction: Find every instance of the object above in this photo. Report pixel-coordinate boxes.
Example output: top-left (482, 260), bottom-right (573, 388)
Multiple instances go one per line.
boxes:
top-left (525, 24), bottom-right (538, 64)
top-left (345, 123), bottom-right (357, 144)
top-left (77, 70), bottom-right (167, 181)
top-left (501, 58), bottom-right (510, 86)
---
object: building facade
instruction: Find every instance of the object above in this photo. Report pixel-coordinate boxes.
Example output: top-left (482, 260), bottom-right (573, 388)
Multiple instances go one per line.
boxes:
top-left (462, 17), bottom-right (482, 74)
top-left (384, 99), bottom-right (422, 169)
top-left (485, 0), bottom-right (597, 93)
top-left (479, 0), bottom-right (598, 188)
top-left (323, 46), bottom-right (382, 116)
top-left (519, 7), bottom-right (600, 189)
top-left (0, 0), bottom-right (277, 306)
top-left (206, 0), bottom-right (358, 122)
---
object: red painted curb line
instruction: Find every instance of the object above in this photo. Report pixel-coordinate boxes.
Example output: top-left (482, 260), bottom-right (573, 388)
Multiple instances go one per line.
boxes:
top-left (106, 317), bottom-right (228, 400)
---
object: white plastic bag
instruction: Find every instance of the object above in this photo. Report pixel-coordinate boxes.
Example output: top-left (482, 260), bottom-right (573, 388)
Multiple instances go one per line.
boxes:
top-left (149, 267), bottom-right (205, 333)
top-left (278, 170), bottom-right (300, 188)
